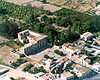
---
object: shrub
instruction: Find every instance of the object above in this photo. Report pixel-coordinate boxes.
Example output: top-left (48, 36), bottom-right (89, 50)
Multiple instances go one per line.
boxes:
top-left (23, 64), bottom-right (33, 72)
top-left (44, 55), bottom-right (49, 59)
top-left (54, 49), bottom-right (63, 56)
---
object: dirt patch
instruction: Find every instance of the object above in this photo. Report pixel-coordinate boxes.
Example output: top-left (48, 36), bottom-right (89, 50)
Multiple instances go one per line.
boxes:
top-left (43, 4), bottom-right (61, 12)
top-left (47, 0), bottom-right (99, 13)
top-left (5, 0), bottom-right (61, 12)
top-left (47, 0), bottom-right (67, 5)
top-left (0, 45), bottom-right (18, 65)
top-left (5, 0), bottom-right (34, 5)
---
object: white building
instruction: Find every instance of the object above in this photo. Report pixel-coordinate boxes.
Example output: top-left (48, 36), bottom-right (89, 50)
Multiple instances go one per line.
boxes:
top-left (0, 67), bottom-right (11, 80)
top-left (94, 5), bottom-right (100, 15)
top-left (93, 39), bottom-right (100, 45)
top-left (92, 63), bottom-right (100, 72)
top-left (62, 43), bottom-right (80, 58)
top-left (71, 64), bottom-right (91, 78)
top-left (18, 30), bottom-right (48, 54)
top-left (34, 72), bottom-right (45, 80)
top-left (61, 72), bottom-right (74, 80)
top-left (42, 59), bottom-right (52, 70)
top-left (80, 32), bottom-right (93, 41)
top-left (0, 75), bottom-right (11, 80)
top-left (40, 73), bottom-right (55, 80)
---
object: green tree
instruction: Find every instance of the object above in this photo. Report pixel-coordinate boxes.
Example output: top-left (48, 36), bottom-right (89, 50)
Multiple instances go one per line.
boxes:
top-left (43, 26), bottom-right (52, 34)
top-left (34, 67), bottom-right (39, 74)
top-left (0, 6), bottom-right (2, 14)
top-left (34, 23), bottom-right (45, 32)
top-left (42, 0), bottom-right (47, 4)
top-left (81, 22), bottom-right (91, 34)
top-left (59, 32), bottom-right (66, 45)
top-left (44, 55), bottom-right (49, 59)
top-left (0, 21), bottom-right (21, 38)
top-left (46, 18), bottom-right (53, 24)
top-left (41, 15), bottom-right (48, 21)
top-left (39, 67), bottom-right (46, 73)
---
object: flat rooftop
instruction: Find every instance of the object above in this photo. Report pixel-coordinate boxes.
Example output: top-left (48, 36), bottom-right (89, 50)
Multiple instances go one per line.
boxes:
top-left (81, 32), bottom-right (93, 38)
top-left (18, 30), bottom-right (47, 42)
top-left (61, 72), bottom-right (73, 77)
top-left (71, 64), bottom-right (90, 74)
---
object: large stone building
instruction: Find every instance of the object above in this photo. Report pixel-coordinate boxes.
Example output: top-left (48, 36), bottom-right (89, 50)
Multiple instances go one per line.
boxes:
top-left (18, 30), bottom-right (48, 54)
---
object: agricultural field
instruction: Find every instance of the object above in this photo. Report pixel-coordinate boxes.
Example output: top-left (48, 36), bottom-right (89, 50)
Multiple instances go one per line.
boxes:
top-left (47, 0), bottom-right (67, 5)
top-left (4, 0), bottom-right (61, 12)
top-left (47, 0), bottom-right (100, 13)
top-left (5, 0), bottom-right (34, 5)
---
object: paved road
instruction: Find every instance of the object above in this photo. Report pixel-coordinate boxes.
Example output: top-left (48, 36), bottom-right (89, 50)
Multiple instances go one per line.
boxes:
top-left (0, 64), bottom-right (38, 80)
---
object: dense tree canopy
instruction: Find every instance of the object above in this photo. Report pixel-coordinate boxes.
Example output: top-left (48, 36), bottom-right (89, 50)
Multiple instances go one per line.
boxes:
top-left (0, 21), bottom-right (21, 38)
top-left (0, 1), bottom-right (99, 45)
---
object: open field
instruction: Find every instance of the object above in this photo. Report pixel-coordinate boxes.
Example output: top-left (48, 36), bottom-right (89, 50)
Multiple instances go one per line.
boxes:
top-left (43, 4), bottom-right (61, 12)
top-left (5, 0), bottom-right (61, 12)
top-left (0, 45), bottom-right (18, 65)
top-left (47, 0), bottom-right (100, 12)
top-left (47, 0), bottom-right (67, 5)
top-left (5, 0), bottom-right (34, 5)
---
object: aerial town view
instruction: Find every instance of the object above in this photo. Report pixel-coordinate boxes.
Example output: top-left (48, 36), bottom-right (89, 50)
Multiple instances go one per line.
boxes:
top-left (0, 0), bottom-right (100, 80)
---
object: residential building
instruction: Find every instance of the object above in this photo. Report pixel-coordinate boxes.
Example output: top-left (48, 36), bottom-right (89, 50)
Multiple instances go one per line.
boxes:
top-left (74, 40), bottom-right (84, 45)
top-left (0, 67), bottom-right (11, 80)
top-left (40, 73), bottom-right (55, 80)
top-left (92, 63), bottom-right (100, 72)
top-left (34, 72), bottom-right (45, 79)
top-left (80, 32), bottom-right (93, 41)
top-left (0, 67), bottom-right (9, 75)
top-left (43, 59), bottom-right (52, 70)
top-left (18, 30), bottom-right (48, 54)
top-left (71, 64), bottom-right (91, 78)
top-left (42, 57), bottom-right (71, 73)
top-left (34, 72), bottom-right (55, 80)
top-left (92, 50), bottom-right (100, 56)
top-left (61, 72), bottom-right (74, 80)
top-left (83, 58), bottom-right (91, 67)
top-left (0, 75), bottom-right (11, 80)
top-left (62, 43), bottom-right (81, 58)
top-left (94, 5), bottom-right (100, 15)
top-left (71, 54), bottom-right (91, 67)
top-left (93, 39), bottom-right (100, 45)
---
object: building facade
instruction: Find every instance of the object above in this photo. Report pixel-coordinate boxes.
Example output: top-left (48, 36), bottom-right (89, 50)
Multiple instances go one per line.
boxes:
top-left (18, 30), bottom-right (48, 54)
